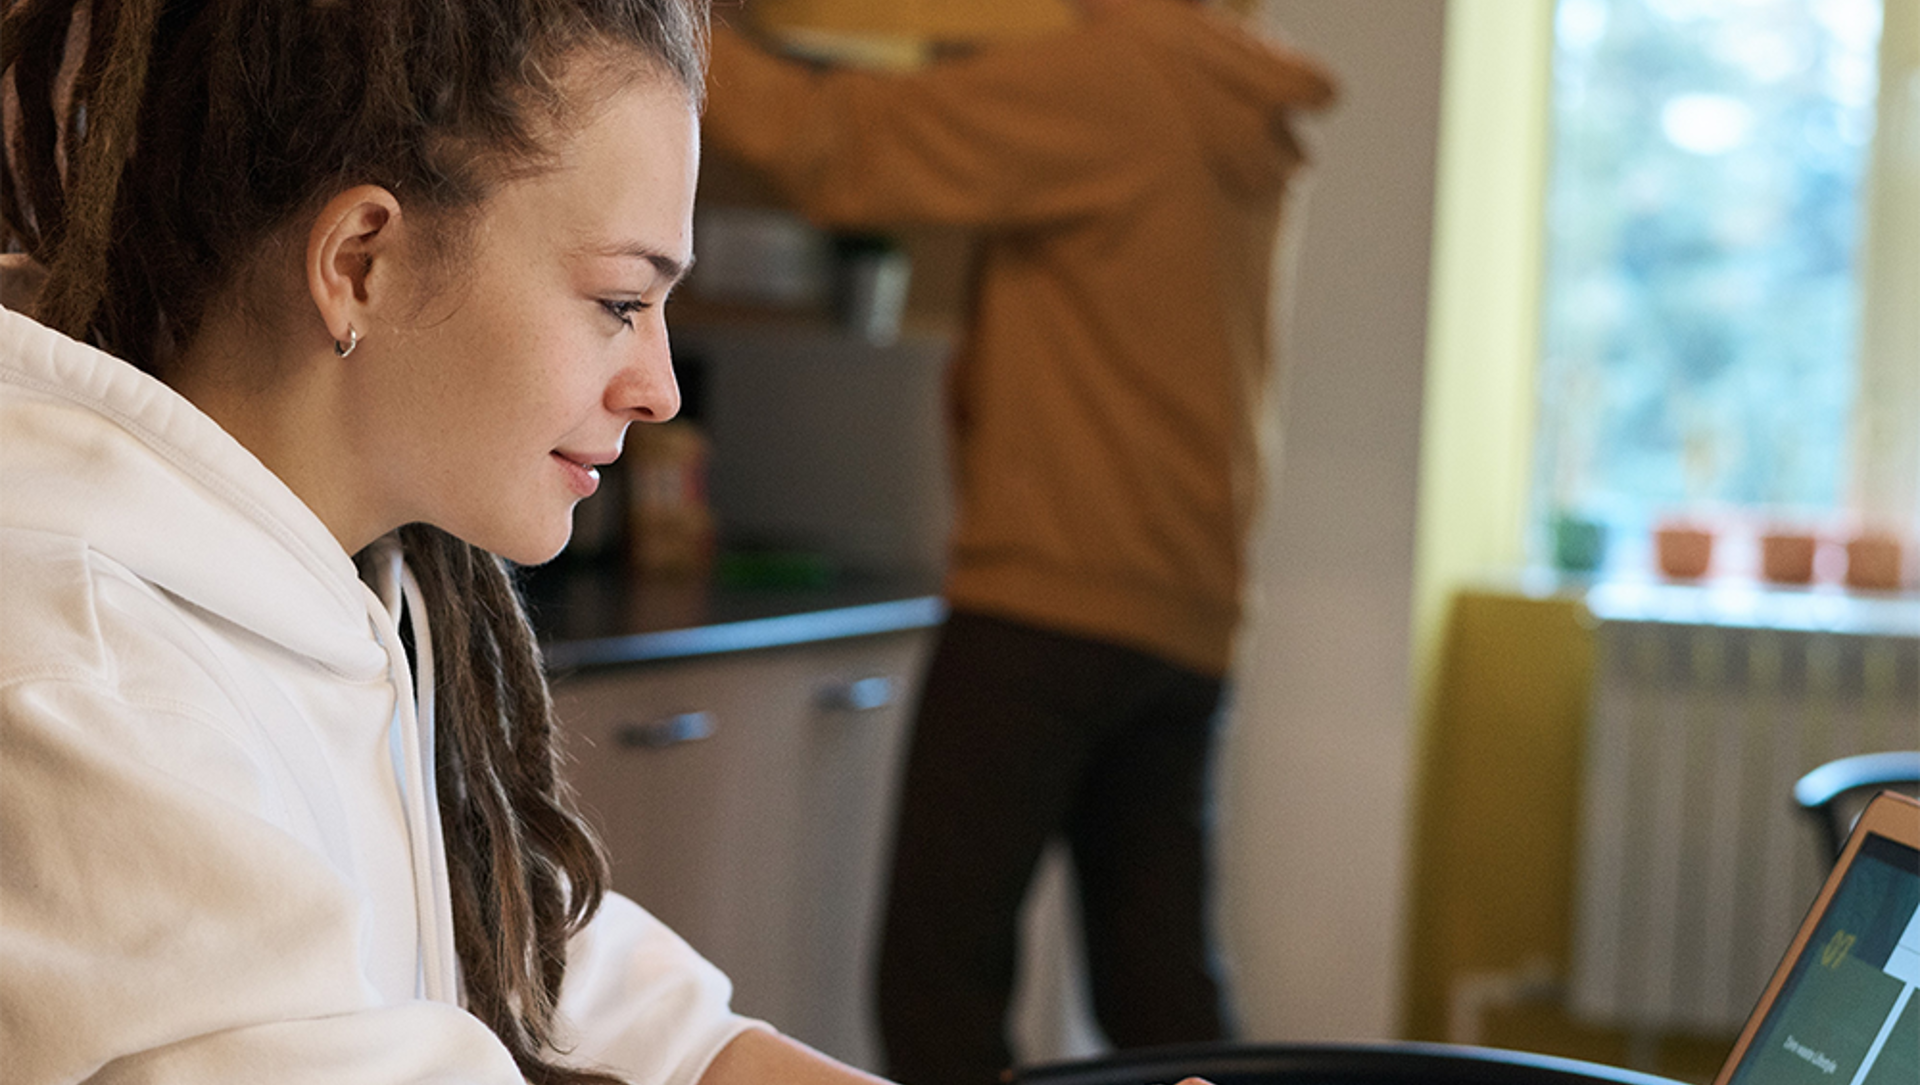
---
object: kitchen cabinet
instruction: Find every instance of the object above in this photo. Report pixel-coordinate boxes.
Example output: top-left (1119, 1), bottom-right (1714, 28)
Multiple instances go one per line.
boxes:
top-left (551, 627), bottom-right (932, 1071)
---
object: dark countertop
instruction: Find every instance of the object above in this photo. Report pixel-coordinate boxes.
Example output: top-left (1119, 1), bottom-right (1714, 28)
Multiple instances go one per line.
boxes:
top-left (520, 560), bottom-right (946, 672)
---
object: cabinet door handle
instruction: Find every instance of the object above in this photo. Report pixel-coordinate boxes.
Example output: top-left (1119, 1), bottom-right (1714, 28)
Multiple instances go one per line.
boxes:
top-left (815, 675), bottom-right (896, 713)
top-left (615, 710), bottom-right (716, 749)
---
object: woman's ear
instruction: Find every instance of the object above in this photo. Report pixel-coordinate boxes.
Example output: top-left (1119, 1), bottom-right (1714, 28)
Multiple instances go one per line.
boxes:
top-left (305, 186), bottom-right (403, 352)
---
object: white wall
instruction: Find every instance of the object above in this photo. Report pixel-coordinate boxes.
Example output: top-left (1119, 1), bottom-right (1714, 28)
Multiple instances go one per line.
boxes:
top-left (1217, 0), bottom-right (1447, 1039)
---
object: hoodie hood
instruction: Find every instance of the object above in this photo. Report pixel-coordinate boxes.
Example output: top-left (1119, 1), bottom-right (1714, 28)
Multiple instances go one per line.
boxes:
top-left (1119, 0), bottom-right (1338, 199)
top-left (0, 304), bottom-right (386, 683)
top-left (0, 298), bottom-right (464, 1009)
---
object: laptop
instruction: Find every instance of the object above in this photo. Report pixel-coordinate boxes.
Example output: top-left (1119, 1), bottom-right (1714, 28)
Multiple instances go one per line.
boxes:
top-left (1714, 789), bottom-right (1920, 1085)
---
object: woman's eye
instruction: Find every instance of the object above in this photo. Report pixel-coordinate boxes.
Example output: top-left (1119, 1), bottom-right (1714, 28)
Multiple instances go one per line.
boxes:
top-left (600, 299), bottom-right (649, 328)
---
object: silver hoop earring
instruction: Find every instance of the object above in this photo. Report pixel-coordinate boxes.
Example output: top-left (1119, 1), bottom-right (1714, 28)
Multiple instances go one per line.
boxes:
top-left (333, 326), bottom-right (359, 358)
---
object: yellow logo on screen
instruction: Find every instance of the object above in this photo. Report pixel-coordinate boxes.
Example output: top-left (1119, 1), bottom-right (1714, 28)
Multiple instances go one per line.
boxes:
top-left (1820, 930), bottom-right (1856, 969)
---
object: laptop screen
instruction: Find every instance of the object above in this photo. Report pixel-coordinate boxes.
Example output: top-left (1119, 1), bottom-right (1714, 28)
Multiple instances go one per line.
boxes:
top-left (1724, 832), bottom-right (1920, 1085)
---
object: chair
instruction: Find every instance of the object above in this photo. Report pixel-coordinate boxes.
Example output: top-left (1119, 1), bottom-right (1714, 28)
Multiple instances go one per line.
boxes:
top-left (1003, 1042), bottom-right (1686, 1085)
top-left (1793, 751), bottom-right (1920, 861)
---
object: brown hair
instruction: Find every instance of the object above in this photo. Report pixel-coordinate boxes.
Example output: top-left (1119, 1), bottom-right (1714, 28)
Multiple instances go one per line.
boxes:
top-left (2, 1), bottom-right (708, 1081)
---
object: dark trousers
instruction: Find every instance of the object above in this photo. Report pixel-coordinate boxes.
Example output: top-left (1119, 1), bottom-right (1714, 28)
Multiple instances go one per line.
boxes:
top-left (877, 610), bottom-right (1230, 1085)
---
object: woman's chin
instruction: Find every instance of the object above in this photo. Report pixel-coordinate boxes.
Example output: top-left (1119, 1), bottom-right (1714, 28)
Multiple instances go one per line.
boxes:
top-left (484, 526), bottom-right (574, 569)
top-left (514, 539), bottom-right (572, 568)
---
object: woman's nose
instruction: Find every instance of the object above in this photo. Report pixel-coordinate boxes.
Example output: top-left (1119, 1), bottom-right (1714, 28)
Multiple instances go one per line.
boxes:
top-left (610, 325), bottom-right (681, 422)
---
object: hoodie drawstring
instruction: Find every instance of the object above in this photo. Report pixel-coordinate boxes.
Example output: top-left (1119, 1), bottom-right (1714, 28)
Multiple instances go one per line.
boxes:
top-left (397, 562), bottom-right (459, 1004)
top-left (365, 541), bottom-right (461, 1006)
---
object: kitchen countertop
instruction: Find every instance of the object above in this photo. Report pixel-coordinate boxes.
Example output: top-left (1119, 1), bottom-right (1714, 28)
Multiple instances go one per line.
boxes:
top-left (519, 560), bottom-right (946, 672)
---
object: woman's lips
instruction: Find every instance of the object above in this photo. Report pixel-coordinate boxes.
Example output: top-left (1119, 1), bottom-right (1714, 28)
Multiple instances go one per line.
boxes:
top-left (552, 451), bottom-right (601, 498)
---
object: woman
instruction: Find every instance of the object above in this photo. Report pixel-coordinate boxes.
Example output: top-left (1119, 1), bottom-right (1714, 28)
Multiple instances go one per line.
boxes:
top-left (0, 1), bottom-right (887, 1082)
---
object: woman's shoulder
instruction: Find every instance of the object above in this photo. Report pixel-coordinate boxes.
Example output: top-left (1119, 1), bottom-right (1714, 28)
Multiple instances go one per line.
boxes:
top-left (0, 524), bottom-right (358, 844)
top-left (0, 525), bottom-right (229, 707)
top-left (2, 526), bottom-right (126, 687)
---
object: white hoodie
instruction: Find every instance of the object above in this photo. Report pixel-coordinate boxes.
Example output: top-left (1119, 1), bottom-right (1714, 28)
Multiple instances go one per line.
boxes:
top-left (0, 299), bottom-right (761, 1084)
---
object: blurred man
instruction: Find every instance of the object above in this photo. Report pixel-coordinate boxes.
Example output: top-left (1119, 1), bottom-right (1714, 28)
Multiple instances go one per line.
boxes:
top-left (702, 4), bottom-right (1336, 1082)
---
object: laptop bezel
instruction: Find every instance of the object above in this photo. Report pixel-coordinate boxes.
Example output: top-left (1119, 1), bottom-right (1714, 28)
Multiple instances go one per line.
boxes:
top-left (1711, 789), bottom-right (1920, 1085)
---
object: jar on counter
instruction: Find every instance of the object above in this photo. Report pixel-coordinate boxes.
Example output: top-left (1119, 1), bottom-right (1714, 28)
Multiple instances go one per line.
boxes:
top-left (626, 420), bottom-right (715, 579)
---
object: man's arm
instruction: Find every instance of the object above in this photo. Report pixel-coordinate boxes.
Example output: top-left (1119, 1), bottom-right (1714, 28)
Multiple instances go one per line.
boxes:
top-left (703, 20), bottom-right (1163, 230)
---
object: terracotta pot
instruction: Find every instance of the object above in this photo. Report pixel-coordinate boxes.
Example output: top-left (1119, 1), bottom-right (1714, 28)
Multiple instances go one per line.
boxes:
top-left (1759, 531), bottom-right (1818, 585)
top-left (1654, 524), bottom-right (1714, 579)
top-left (1844, 533), bottom-right (1905, 592)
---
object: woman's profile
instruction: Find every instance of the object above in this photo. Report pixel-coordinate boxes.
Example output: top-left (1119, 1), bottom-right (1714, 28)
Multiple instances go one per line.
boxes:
top-left (0, 1), bottom-right (887, 1081)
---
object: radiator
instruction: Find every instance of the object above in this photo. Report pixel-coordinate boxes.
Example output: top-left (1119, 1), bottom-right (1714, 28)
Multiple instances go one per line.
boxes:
top-left (1567, 583), bottom-right (1920, 1033)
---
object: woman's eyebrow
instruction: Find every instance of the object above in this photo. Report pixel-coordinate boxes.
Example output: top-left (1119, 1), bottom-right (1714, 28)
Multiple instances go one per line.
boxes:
top-left (582, 242), bottom-right (694, 287)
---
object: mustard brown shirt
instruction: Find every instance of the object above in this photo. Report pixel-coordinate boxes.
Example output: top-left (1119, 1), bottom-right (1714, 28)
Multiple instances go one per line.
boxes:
top-left (703, 1), bottom-right (1336, 676)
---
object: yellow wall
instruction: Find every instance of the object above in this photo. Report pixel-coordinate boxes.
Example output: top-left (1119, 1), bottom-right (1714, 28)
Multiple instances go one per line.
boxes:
top-left (1852, 0), bottom-right (1920, 526)
top-left (1405, 0), bottom-right (1566, 1036)
top-left (1409, 0), bottom-right (1553, 708)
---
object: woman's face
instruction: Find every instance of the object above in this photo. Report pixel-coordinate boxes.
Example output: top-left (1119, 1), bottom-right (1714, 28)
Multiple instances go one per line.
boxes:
top-left (362, 73), bottom-right (697, 566)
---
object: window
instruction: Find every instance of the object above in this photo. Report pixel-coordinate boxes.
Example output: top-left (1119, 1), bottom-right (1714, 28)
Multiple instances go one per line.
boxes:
top-left (1531, 0), bottom-right (1889, 571)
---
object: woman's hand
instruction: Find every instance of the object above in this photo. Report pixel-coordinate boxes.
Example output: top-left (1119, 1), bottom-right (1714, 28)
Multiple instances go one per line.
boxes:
top-left (697, 1030), bottom-right (1223, 1085)
top-left (698, 1028), bottom-right (890, 1085)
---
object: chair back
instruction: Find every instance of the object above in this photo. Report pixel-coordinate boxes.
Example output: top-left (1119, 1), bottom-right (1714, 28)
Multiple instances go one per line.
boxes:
top-left (1005, 1042), bottom-right (1686, 1085)
top-left (1792, 751), bottom-right (1920, 860)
